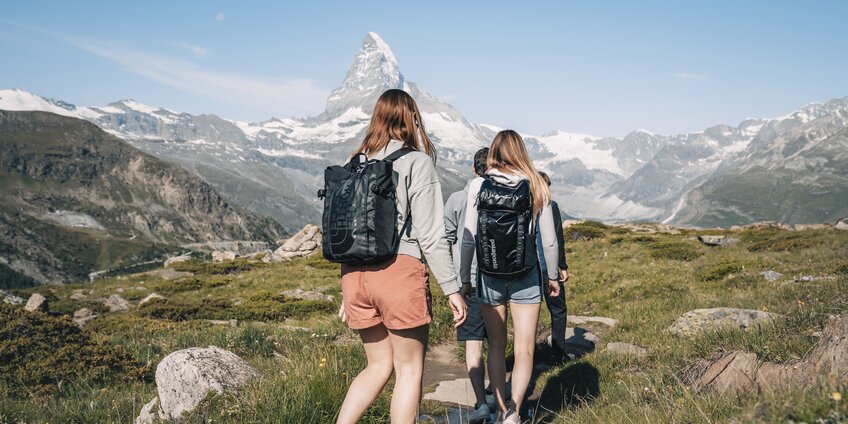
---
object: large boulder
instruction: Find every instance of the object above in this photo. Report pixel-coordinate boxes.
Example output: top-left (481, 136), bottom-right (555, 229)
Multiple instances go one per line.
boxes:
top-left (212, 251), bottom-right (237, 262)
top-left (24, 293), bottom-right (48, 312)
top-left (73, 308), bottom-right (98, 326)
top-left (694, 315), bottom-right (848, 395)
top-left (697, 235), bottom-right (740, 247)
top-left (669, 308), bottom-right (779, 336)
top-left (274, 224), bottom-right (322, 260)
top-left (103, 294), bottom-right (131, 312)
top-left (835, 218), bottom-right (848, 230)
top-left (137, 346), bottom-right (260, 422)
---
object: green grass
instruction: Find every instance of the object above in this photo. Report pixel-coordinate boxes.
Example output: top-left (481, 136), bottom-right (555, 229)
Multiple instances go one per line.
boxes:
top-left (2, 228), bottom-right (848, 423)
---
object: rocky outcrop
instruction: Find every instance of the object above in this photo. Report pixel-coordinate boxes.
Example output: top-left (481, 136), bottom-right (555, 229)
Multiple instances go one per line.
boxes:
top-left (697, 235), bottom-right (740, 247)
top-left (103, 294), bottom-right (131, 312)
top-left (273, 224), bottom-right (321, 260)
top-left (835, 218), bottom-right (848, 230)
top-left (280, 288), bottom-right (334, 302)
top-left (669, 308), bottom-right (779, 336)
top-left (0, 289), bottom-right (25, 305)
top-left (212, 251), bottom-right (237, 262)
top-left (694, 315), bottom-right (848, 395)
top-left (23, 293), bottom-right (48, 312)
top-left (761, 270), bottom-right (784, 282)
top-left (164, 254), bottom-right (192, 267)
top-left (136, 346), bottom-right (260, 423)
top-left (73, 308), bottom-right (98, 326)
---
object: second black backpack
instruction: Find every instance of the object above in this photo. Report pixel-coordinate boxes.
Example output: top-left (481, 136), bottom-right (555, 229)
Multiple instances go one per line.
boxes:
top-left (319, 148), bottom-right (412, 264)
top-left (476, 177), bottom-right (538, 276)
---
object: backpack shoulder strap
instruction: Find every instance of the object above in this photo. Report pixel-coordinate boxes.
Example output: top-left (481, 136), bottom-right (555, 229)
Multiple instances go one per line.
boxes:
top-left (383, 147), bottom-right (415, 162)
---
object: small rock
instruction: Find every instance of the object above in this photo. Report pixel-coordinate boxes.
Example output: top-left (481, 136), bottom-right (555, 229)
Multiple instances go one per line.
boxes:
top-left (247, 250), bottom-right (274, 262)
top-left (139, 293), bottom-right (166, 306)
top-left (697, 235), bottom-right (740, 247)
top-left (761, 270), bottom-right (784, 282)
top-left (134, 397), bottom-right (163, 424)
top-left (164, 254), bottom-right (192, 267)
top-left (206, 319), bottom-right (238, 327)
top-left (793, 275), bottom-right (836, 283)
top-left (280, 288), bottom-right (334, 302)
top-left (69, 291), bottom-right (87, 300)
top-left (103, 294), bottom-right (131, 312)
top-left (694, 351), bottom-right (759, 395)
top-left (669, 307), bottom-right (780, 336)
top-left (603, 342), bottom-right (648, 358)
top-left (73, 308), bottom-right (98, 325)
top-left (116, 287), bottom-right (125, 293)
top-left (212, 251), bottom-right (237, 262)
top-left (0, 289), bottom-right (26, 305)
top-left (835, 218), bottom-right (848, 230)
top-left (567, 315), bottom-right (618, 329)
top-left (273, 224), bottom-right (322, 260)
top-left (24, 293), bottom-right (48, 312)
top-left (150, 346), bottom-right (260, 421)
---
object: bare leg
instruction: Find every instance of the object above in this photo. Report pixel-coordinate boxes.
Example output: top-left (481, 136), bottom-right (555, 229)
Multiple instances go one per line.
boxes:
top-left (480, 304), bottom-right (508, 414)
top-left (388, 324), bottom-right (429, 424)
top-left (336, 324), bottom-right (394, 424)
top-left (508, 302), bottom-right (541, 413)
top-left (465, 340), bottom-right (486, 407)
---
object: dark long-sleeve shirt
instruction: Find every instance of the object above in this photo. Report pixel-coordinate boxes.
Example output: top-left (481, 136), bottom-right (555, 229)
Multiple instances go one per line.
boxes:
top-left (551, 201), bottom-right (568, 270)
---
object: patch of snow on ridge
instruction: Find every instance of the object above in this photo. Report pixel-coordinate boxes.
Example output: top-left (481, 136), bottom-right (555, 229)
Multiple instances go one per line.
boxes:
top-left (257, 148), bottom-right (323, 160)
top-left (421, 112), bottom-right (486, 152)
top-left (0, 89), bottom-right (78, 118)
top-left (534, 131), bottom-right (623, 175)
top-left (119, 100), bottom-right (160, 114)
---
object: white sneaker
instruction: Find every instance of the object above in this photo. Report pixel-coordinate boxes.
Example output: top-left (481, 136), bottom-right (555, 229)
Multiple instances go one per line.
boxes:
top-left (468, 403), bottom-right (491, 424)
top-left (501, 407), bottom-right (521, 424)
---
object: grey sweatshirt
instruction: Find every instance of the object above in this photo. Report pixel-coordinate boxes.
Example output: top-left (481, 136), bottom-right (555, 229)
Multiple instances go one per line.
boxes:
top-left (459, 168), bottom-right (560, 284)
top-left (369, 140), bottom-right (460, 295)
top-left (444, 178), bottom-right (478, 286)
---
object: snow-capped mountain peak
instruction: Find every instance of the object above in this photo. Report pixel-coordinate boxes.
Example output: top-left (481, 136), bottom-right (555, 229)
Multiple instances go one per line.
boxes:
top-left (325, 32), bottom-right (403, 117)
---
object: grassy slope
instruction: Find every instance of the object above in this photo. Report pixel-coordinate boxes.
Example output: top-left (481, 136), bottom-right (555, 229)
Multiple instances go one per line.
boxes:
top-left (1, 227), bottom-right (847, 423)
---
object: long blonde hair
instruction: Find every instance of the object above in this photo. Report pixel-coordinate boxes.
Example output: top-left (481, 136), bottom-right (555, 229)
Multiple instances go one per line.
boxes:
top-left (487, 130), bottom-right (550, 214)
top-left (353, 89), bottom-right (436, 161)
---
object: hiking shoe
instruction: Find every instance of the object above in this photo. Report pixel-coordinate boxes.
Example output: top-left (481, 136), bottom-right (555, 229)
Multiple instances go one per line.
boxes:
top-left (468, 403), bottom-right (491, 424)
top-left (501, 406), bottom-right (520, 424)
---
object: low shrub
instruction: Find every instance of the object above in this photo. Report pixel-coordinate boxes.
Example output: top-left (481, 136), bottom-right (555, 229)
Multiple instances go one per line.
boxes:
top-left (566, 223), bottom-right (606, 241)
top-left (151, 276), bottom-right (230, 295)
top-left (648, 241), bottom-right (703, 261)
top-left (135, 298), bottom-right (232, 321)
top-left (0, 304), bottom-right (148, 398)
top-left (700, 260), bottom-right (746, 281)
top-left (170, 258), bottom-right (264, 275)
top-left (748, 235), bottom-right (822, 252)
top-left (134, 296), bottom-right (335, 322)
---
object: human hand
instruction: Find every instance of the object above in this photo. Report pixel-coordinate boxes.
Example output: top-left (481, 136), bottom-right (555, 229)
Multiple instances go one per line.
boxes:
top-left (560, 270), bottom-right (570, 283)
top-left (448, 292), bottom-right (467, 327)
top-left (337, 303), bottom-right (347, 322)
top-left (546, 279), bottom-right (560, 297)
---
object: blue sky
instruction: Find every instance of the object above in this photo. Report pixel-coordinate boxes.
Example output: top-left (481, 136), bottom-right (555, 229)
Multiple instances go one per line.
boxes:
top-left (1, 0), bottom-right (847, 137)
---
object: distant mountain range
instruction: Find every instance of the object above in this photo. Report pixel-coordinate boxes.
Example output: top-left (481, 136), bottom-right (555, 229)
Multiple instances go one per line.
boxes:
top-left (2, 32), bottom-right (846, 232)
top-left (0, 110), bottom-right (285, 285)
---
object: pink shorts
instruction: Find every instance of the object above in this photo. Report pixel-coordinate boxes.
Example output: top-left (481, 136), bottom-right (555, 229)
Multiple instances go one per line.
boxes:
top-left (341, 254), bottom-right (432, 330)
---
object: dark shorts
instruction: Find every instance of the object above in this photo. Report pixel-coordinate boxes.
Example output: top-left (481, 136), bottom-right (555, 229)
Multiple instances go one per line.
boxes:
top-left (456, 291), bottom-right (486, 341)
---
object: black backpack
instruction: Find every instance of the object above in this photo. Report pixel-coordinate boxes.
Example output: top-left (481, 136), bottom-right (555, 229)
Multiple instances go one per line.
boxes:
top-left (318, 148), bottom-right (412, 264)
top-left (476, 177), bottom-right (537, 276)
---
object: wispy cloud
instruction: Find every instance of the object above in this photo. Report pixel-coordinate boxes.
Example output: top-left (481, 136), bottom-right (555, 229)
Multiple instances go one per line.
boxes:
top-left (671, 72), bottom-right (710, 81)
top-left (65, 36), bottom-right (328, 118)
top-left (216, 12), bottom-right (226, 22)
top-left (170, 41), bottom-right (208, 58)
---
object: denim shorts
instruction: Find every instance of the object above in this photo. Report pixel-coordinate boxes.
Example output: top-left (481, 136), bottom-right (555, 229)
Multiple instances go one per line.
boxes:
top-left (477, 266), bottom-right (542, 306)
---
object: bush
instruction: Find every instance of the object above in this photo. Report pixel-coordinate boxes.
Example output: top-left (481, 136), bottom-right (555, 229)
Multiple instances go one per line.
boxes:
top-left (0, 304), bottom-right (148, 398)
top-left (748, 235), bottom-right (822, 252)
top-left (171, 258), bottom-right (264, 275)
top-left (566, 223), bottom-right (606, 241)
top-left (648, 241), bottom-right (703, 261)
top-left (135, 298), bottom-right (231, 321)
top-left (151, 275), bottom-right (230, 295)
top-left (700, 260), bottom-right (746, 281)
top-left (135, 296), bottom-right (335, 322)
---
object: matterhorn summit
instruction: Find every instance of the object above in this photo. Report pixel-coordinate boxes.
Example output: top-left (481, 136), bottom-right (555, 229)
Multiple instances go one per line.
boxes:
top-left (324, 32), bottom-right (405, 118)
